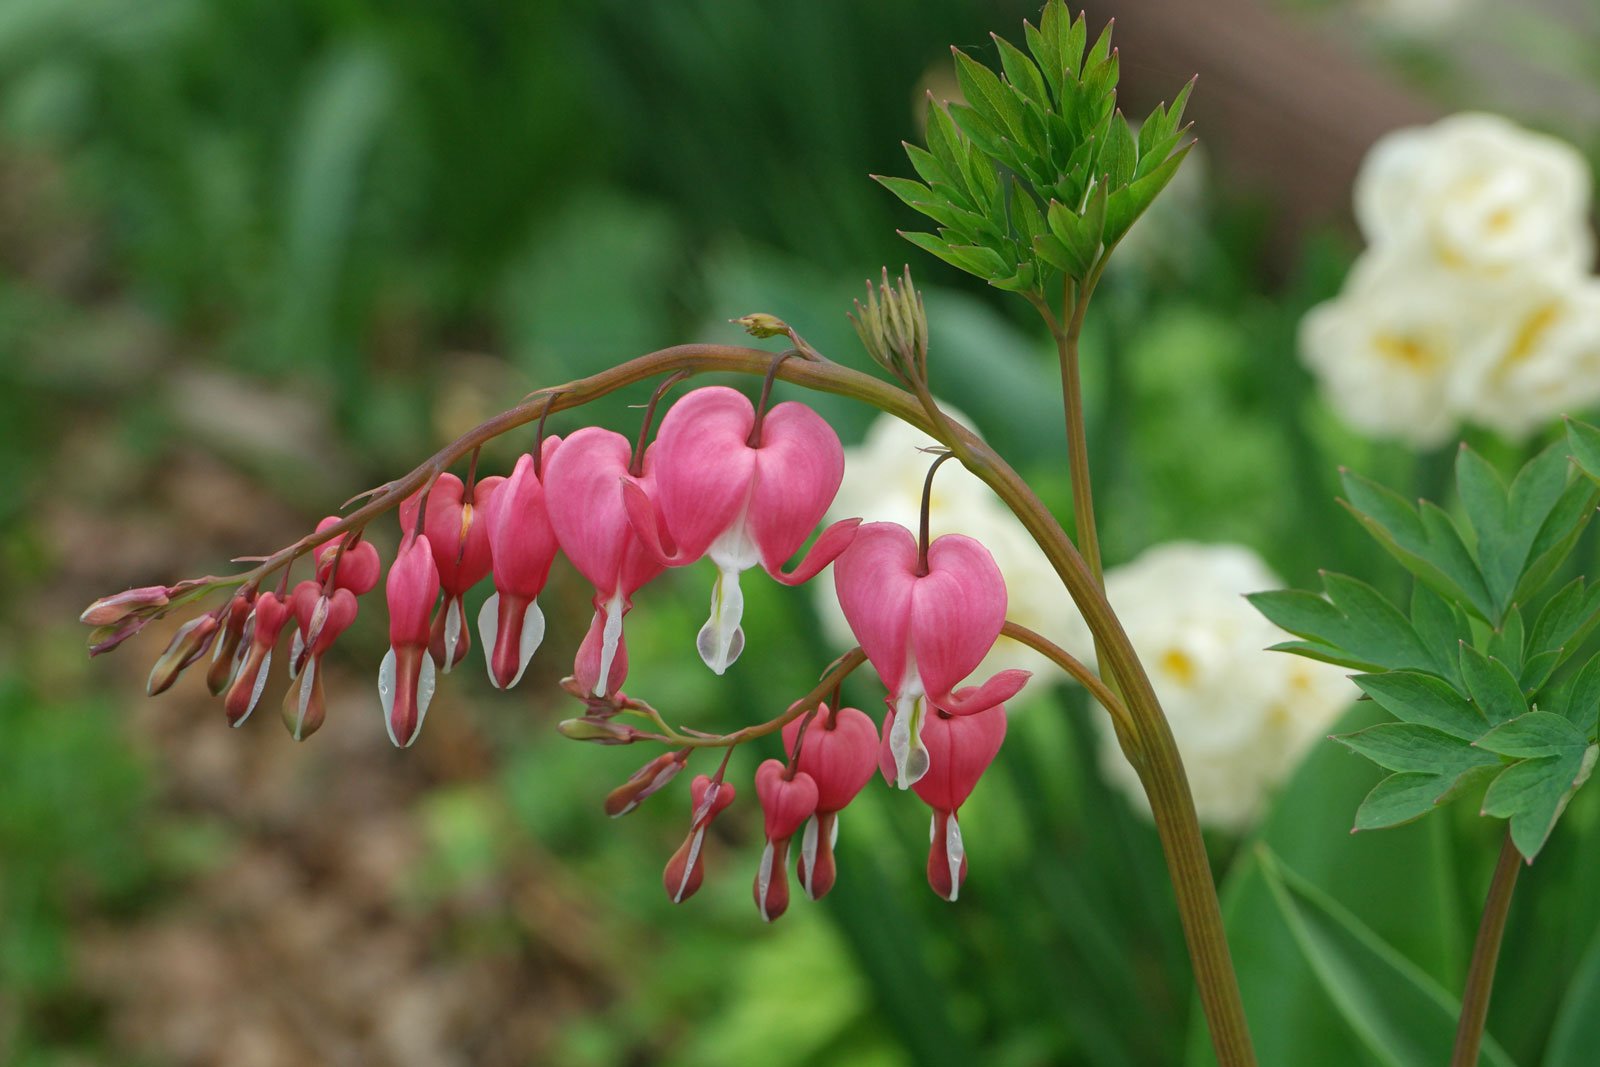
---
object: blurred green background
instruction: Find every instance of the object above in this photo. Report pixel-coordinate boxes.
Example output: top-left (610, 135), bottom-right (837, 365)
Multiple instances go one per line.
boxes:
top-left (4, 1), bottom-right (1600, 1064)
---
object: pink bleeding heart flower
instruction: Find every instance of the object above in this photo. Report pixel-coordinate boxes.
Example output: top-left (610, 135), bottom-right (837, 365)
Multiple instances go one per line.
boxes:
top-left (663, 774), bottom-right (737, 904)
top-left (281, 580), bottom-right (358, 741)
top-left (146, 614), bottom-right (220, 696)
top-left (477, 438), bottom-right (562, 690)
top-left (205, 588), bottom-right (257, 696)
top-left (833, 522), bottom-right (1029, 787)
top-left (544, 427), bottom-right (665, 699)
top-left (622, 386), bottom-right (858, 675)
top-left (752, 759), bottom-right (819, 922)
top-left (907, 695), bottom-right (1008, 902)
top-left (311, 517), bottom-right (382, 597)
top-left (81, 585), bottom-right (170, 627)
top-left (399, 473), bottom-right (503, 673)
top-left (781, 704), bottom-right (880, 900)
top-left (224, 591), bottom-right (293, 727)
top-left (379, 533), bottom-right (441, 748)
top-left (605, 749), bottom-right (689, 817)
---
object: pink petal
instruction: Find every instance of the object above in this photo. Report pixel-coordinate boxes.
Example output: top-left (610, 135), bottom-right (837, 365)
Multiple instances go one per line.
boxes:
top-left (385, 534), bottom-right (440, 647)
top-left (909, 533), bottom-right (1008, 705)
top-left (754, 759), bottom-right (819, 841)
top-left (766, 518), bottom-right (861, 587)
top-left (653, 387), bottom-right (759, 562)
top-left (782, 705), bottom-right (880, 814)
top-left (748, 400), bottom-right (845, 574)
top-left (545, 428), bottom-right (662, 597)
top-left (912, 699), bottom-right (1008, 813)
top-left (832, 522), bottom-right (919, 695)
top-left (485, 446), bottom-right (562, 599)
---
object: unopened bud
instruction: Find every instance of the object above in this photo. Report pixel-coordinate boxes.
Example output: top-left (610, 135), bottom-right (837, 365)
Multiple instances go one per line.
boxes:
top-left (848, 266), bottom-right (927, 384)
top-left (557, 717), bottom-right (638, 744)
top-left (206, 590), bottom-right (256, 696)
top-left (88, 615), bottom-right (149, 657)
top-left (731, 313), bottom-right (791, 339)
top-left (81, 585), bottom-right (169, 627)
top-left (146, 614), bottom-right (221, 696)
top-left (605, 749), bottom-right (689, 817)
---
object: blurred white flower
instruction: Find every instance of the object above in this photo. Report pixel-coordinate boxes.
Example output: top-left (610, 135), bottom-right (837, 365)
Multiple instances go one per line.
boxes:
top-left (1356, 112), bottom-right (1592, 277)
top-left (1299, 249), bottom-right (1471, 447)
top-left (815, 408), bottom-right (1080, 690)
top-left (1078, 543), bottom-right (1355, 832)
top-left (1303, 112), bottom-right (1600, 446)
top-left (1355, 0), bottom-right (1473, 34)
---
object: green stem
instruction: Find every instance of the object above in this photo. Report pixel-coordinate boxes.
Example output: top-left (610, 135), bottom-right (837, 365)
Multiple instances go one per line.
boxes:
top-left (1451, 832), bottom-right (1521, 1067)
top-left (194, 339), bottom-right (1255, 1066)
top-left (1057, 278), bottom-right (1104, 583)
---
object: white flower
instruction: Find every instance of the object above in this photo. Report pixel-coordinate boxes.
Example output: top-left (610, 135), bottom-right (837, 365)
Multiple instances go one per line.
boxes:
top-left (815, 408), bottom-right (1080, 690)
top-left (1356, 0), bottom-right (1473, 34)
top-left (1355, 113), bottom-right (1592, 278)
top-left (1299, 248), bottom-right (1474, 447)
top-left (1080, 543), bottom-right (1355, 832)
top-left (1451, 270), bottom-right (1600, 440)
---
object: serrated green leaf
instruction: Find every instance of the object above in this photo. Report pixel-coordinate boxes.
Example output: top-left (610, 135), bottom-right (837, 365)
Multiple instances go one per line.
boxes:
top-left (1023, 18), bottom-right (1062, 102)
top-left (1476, 711), bottom-right (1585, 758)
top-left (1248, 576), bottom-right (1431, 675)
top-left (1488, 605), bottom-right (1524, 677)
top-left (1566, 415), bottom-right (1600, 483)
top-left (1482, 744), bottom-right (1597, 859)
top-left (1521, 648), bottom-right (1561, 694)
top-left (902, 143), bottom-right (959, 199)
top-left (1353, 672), bottom-right (1483, 741)
top-left (1103, 141), bottom-right (1189, 247)
top-left (952, 48), bottom-right (1027, 145)
top-left (1256, 846), bottom-right (1517, 1067)
top-left (1101, 110), bottom-right (1137, 189)
top-left (1031, 233), bottom-right (1075, 273)
top-left (898, 231), bottom-right (1000, 279)
top-left (1459, 644), bottom-right (1527, 726)
top-left (1529, 578), bottom-right (1600, 663)
top-left (1409, 584), bottom-right (1470, 685)
top-left (1008, 180), bottom-right (1046, 244)
top-left (1338, 469), bottom-right (1492, 620)
top-left (993, 32), bottom-right (1049, 108)
top-left (1354, 769), bottom-right (1491, 831)
top-left (1418, 502), bottom-right (1496, 620)
top-left (1082, 21), bottom-right (1113, 81)
top-left (1513, 475), bottom-right (1600, 606)
top-left (1044, 183), bottom-right (1106, 279)
top-left (1457, 444), bottom-right (1518, 607)
top-left (1335, 722), bottom-right (1498, 775)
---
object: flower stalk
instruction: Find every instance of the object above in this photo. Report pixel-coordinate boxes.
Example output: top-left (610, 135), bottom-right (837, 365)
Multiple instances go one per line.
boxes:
top-left (1451, 832), bottom-right (1522, 1067)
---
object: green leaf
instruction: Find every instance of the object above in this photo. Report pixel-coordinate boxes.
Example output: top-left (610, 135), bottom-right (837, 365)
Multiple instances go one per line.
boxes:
top-left (1045, 182), bottom-right (1106, 279)
top-left (1476, 711), bottom-right (1586, 758)
top-left (952, 48), bottom-right (1027, 145)
top-left (1103, 142), bottom-right (1190, 247)
top-left (1353, 767), bottom-right (1495, 831)
top-left (1336, 722), bottom-right (1499, 775)
top-left (993, 32), bottom-right (1049, 108)
top-left (1565, 415), bottom-right (1600, 483)
top-left (1459, 644), bottom-right (1527, 726)
top-left (1481, 743), bottom-right (1597, 859)
top-left (1529, 578), bottom-right (1600, 663)
top-left (1513, 475), bottom-right (1600, 606)
top-left (1248, 574), bottom-right (1432, 675)
top-left (1352, 672), bottom-right (1483, 741)
top-left (1409, 584), bottom-right (1471, 685)
top-left (1256, 847), bottom-right (1517, 1067)
top-left (1542, 653), bottom-right (1600, 732)
top-left (1522, 648), bottom-right (1562, 694)
top-left (1338, 469), bottom-right (1492, 620)
top-left (898, 231), bottom-right (1005, 279)
top-left (1101, 110), bottom-right (1137, 189)
top-left (1488, 605), bottom-right (1525, 678)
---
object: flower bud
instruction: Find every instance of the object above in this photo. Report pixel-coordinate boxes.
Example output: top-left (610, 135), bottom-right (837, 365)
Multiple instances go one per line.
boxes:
top-left (81, 585), bottom-right (169, 627)
top-left (663, 775), bottom-right (736, 904)
top-left (206, 590), bottom-right (257, 696)
top-left (146, 614), bottom-right (220, 696)
top-left (224, 592), bottom-right (293, 727)
top-left (313, 517), bottom-right (381, 597)
top-left (849, 266), bottom-right (928, 384)
top-left (556, 717), bottom-right (639, 744)
top-left (282, 583), bottom-right (358, 741)
top-left (605, 749), bottom-right (689, 817)
top-left (752, 759), bottom-right (819, 922)
top-left (782, 704), bottom-right (879, 900)
top-left (88, 615), bottom-right (149, 657)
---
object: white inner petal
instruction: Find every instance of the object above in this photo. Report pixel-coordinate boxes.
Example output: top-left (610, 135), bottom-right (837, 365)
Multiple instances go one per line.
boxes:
top-left (288, 629), bottom-right (305, 680)
top-left (237, 648), bottom-right (271, 727)
top-left (441, 598), bottom-right (464, 674)
top-left (800, 815), bottom-right (820, 900)
top-left (675, 828), bottom-right (706, 903)
top-left (945, 813), bottom-right (965, 903)
top-left (378, 648), bottom-right (398, 743)
top-left (515, 598), bottom-right (547, 687)
top-left (594, 590), bottom-right (626, 697)
top-left (695, 565), bottom-right (746, 675)
top-left (413, 654), bottom-right (437, 745)
top-left (477, 592), bottom-right (501, 688)
top-left (756, 840), bottom-right (777, 921)
top-left (291, 658), bottom-right (316, 740)
top-left (890, 683), bottom-right (931, 788)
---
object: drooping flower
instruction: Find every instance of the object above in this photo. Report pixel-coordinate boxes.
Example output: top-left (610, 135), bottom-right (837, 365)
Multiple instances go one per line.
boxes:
top-left (398, 473), bottom-right (502, 673)
top-left (544, 427), bottom-right (665, 699)
top-left (781, 704), bottom-right (879, 900)
top-left (477, 439), bottom-right (562, 690)
top-left (205, 588), bottom-right (256, 696)
top-left (379, 533), bottom-right (441, 748)
top-left (752, 759), bottom-right (819, 922)
top-left (224, 591), bottom-right (293, 727)
top-left (282, 580), bottom-right (358, 741)
top-left (906, 697), bottom-right (1008, 902)
top-left (1070, 543), bottom-right (1355, 832)
top-left (623, 385), bottom-right (857, 674)
top-left (833, 521), bottom-right (1029, 786)
top-left (605, 749), bottom-right (689, 817)
top-left (311, 516), bottom-right (382, 597)
top-left (815, 407), bottom-right (1080, 686)
top-left (146, 614), bottom-right (220, 696)
top-left (663, 774), bottom-right (737, 904)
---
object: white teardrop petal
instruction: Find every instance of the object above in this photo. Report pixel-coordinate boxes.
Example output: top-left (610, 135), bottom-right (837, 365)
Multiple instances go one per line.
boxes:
top-left (477, 592), bottom-right (502, 689)
top-left (800, 816), bottom-right (820, 900)
top-left (945, 813), bottom-right (965, 903)
top-left (594, 590), bottom-right (625, 697)
top-left (378, 648), bottom-right (398, 744)
top-left (695, 565), bottom-right (747, 675)
top-left (890, 692), bottom-right (930, 788)
top-left (756, 840), bottom-right (776, 921)
top-left (288, 629), bottom-right (305, 680)
top-left (440, 598), bottom-right (463, 674)
top-left (291, 659), bottom-right (317, 740)
top-left (510, 598), bottom-right (545, 689)
top-left (412, 653), bottom-right (437, 745)
top-left (235, 648), bottom-right (272, 728)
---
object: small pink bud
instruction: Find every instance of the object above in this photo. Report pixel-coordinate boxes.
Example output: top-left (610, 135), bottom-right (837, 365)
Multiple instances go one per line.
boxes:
top-left (400, 474), bottom-right (502, 672)
top-left (224, 592), bottom-right (293, 726)
top-left (312, 517), bottom-right (381, 597)
top-left (205, 589), bottom-right (257, 696)
top-left (911, 695), bottom-right (1007, 903)
top-left (379, 534), bottom-right (441, 748)
top-left (281, 582), bottom-right (358, 741)
top-left (752, 760), bottom-right (819, 922)
top-left (782, 705), bottom-right (879, 899)
top-left (663, 774), bottom-right (736, 904)
top-left (81, 585), bottom-right (169, 627)
top-left (605, 749), bottom-right (689, 817)
top-left (146, 614), bottom-right (220, 696)
top-left (478, 442), bottom-right (562, 690)
top-left (88, 614), bottom-right (149, 657)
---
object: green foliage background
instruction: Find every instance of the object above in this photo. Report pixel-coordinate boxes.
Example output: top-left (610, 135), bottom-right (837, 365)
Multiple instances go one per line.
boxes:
top-left (3, 1), bottom-right (1600, 1064)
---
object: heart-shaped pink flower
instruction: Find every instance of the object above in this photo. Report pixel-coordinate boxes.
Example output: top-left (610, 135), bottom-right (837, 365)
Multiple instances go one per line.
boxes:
top-left (833, 521), bottom-right (1028, 786)
top-left (477, 437), bottom-right (562, 690)
top-left (623, 386), bottom-right (857, 674)
top-left (379, 533), bottom-right (441, 748)
top-left (312, 516), bottom-right (381, 597)
top-left (282, 580), bottom-right (359, 741)
top-left (782, 704), bottom-right (879, 899)
top-left (544, 427), bottom-right (665, 699)
top-left (399, 473), bottom-right (503, 673)
top-left (224, 591), bottom-right (293, 728)
top-left (663, 774), bottom-right (737, 904)
top-left (752, 759), bottom-right (820, 921)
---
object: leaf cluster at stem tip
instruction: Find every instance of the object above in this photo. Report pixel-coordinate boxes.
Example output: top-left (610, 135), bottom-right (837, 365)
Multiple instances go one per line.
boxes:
top-left (1249, 421), bottom-right (1600, 860)
top-left (876, 0), bottom-right (1194, 302)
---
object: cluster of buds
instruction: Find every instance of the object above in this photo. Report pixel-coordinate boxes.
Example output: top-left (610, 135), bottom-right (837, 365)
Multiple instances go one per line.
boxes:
top-left (83, 363), bottom-right (1028, 908)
